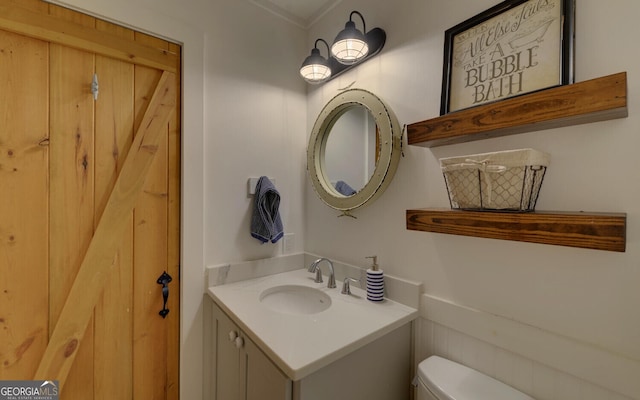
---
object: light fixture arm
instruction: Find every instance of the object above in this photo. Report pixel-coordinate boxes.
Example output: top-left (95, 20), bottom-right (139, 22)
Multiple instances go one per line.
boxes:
top-left (314, 38), bottom-right (330, 58)
top-left (349, 11), bottom-right (366, 34)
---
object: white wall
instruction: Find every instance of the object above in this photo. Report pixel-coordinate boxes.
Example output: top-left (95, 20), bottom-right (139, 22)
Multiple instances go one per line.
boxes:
top-left (306, 0), bottom-right (640, 399)
top-left (325, 108), bottom-right (371, 190)
top-left (203, 2), bottom-right (308, 263)
top-left (45, 0), bottom-right (307, 399)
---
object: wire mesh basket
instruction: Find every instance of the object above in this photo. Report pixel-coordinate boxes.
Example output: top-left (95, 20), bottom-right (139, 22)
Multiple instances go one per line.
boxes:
top-left (440, 149), bottom-right (550, 212)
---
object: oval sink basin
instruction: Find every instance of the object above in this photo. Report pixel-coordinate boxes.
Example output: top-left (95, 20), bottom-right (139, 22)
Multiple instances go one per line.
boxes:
top-left (260, 285), bottom-right (331, 315)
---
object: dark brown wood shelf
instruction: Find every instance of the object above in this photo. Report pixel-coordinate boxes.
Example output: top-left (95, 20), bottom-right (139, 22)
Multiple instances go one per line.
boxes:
top-left (406, 209), bottom-right (626, 252)
top-left (407, 72), bottom-right (628, 148)
top-left (406, 72), bottom-right (628, 252)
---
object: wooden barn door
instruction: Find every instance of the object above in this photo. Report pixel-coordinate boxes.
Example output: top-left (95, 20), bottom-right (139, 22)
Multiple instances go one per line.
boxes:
top-left (0, 1), bottom-right (181, 399)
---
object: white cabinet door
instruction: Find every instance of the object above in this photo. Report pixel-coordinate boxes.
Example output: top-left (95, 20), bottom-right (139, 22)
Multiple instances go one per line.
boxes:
top-left (209, 300), bottom-right (292, 400)
top-left (244, 337), bottom-right (292, 400)
top-left (212, 304), bottom-right (242, 400)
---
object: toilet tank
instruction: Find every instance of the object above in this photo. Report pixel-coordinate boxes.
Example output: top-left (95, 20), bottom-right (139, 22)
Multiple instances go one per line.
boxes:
top-left (417, 356), bottom-right (535, 400)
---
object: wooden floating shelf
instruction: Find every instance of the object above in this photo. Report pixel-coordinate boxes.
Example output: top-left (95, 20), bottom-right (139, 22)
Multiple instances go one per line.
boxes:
top-left (406, 72), bottom-right (628, 251)
top-left (406, 209), bottom-right (627, 252)
top-left (408, 72), bottom-right (628, 147)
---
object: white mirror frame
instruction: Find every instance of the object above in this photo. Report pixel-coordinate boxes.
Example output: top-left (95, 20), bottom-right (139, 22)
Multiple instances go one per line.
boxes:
top-left (307, 89), bottom-right (402, 213)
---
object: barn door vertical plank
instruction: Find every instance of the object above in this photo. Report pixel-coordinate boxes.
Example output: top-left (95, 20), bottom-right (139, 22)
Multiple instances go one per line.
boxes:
top-left (132, 31), bottom-right (170, 400)
top-left (93, 19), bottom-right (135, 400)
top-left (49, 4), bottom-right (95, 399)
top-left (48, 6), bottom-right (96, 398)
top-left (0, 29), bottom-right (49, 379)
top-left (166, 41), bottom-right (181, 400)
top-left (48, 43), bottom-right (95, 398)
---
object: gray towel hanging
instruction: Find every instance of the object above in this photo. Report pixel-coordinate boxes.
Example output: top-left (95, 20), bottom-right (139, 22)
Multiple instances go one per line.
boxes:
top-left (250, 176), bottom-right (284, 243)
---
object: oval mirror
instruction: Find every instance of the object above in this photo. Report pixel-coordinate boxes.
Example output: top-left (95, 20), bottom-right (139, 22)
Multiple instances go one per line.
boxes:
top-left (307, 89), bottom-right (402, 213)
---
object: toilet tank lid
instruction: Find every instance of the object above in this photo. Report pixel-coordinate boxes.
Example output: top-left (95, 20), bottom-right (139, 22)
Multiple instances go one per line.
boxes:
top-left (418, 356), bottom-right (535, 400)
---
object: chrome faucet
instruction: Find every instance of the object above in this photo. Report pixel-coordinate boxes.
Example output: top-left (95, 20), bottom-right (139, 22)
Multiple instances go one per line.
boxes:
top-left (308, 258), bottom-right (336, 288)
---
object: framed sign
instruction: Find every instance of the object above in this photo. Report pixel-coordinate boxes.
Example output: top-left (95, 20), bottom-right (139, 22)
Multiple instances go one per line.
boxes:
top-left (440, 0), bottom-right (575, 115)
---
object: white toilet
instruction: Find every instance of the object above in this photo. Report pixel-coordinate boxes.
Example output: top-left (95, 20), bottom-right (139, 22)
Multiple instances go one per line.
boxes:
top-left (416, 356), bottom-right (535, 400)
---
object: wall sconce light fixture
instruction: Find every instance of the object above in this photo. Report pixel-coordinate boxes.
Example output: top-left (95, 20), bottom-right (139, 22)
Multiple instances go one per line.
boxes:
top-left (331, 11), bottom-right (369, 65)
top-left (300, 39), bottom-right (332, 84)
top-left (299, 10), bottom-right (386, 84)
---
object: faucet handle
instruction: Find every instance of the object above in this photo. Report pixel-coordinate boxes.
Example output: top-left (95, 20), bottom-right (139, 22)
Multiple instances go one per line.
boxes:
top-left (313, 267), bottom-right (323, 283)
top-left (307, 261), bottom-right (316, 272)
top-left (341, 277), bottom-right (361, 295)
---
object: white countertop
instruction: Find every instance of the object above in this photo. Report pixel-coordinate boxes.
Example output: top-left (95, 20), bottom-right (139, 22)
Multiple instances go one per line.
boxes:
top-left (207, 268), bottom-right (418, 381)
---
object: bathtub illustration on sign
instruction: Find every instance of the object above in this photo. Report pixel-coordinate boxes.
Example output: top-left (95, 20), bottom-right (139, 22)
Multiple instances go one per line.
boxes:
top-left (508, 17), bottom-right (555, 50)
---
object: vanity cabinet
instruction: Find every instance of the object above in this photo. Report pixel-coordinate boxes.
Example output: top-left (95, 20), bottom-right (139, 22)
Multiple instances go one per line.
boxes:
top-left (208, 301), bottom-right (292, 400)
top-left (291, 323), bottom-right (412, 400)
top-left (204, 292), bottom-right (414, 400)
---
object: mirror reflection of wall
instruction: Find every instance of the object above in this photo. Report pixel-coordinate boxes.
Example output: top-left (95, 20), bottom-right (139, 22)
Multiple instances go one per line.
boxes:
top-left (324, 107), bottom-right (376, 195)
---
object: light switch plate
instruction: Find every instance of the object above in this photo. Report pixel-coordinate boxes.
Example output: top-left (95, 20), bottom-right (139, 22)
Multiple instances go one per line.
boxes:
top-left (248, 177), bottom-right (276, 196)
top-left (283, 233), bottom-right (295, 253)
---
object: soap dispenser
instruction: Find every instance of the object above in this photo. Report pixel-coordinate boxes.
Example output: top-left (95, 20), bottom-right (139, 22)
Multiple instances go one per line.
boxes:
top-left (365, 256), bottom-right (384, 302)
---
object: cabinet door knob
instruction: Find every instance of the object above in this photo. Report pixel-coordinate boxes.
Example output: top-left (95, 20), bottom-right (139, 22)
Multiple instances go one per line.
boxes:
top-left (234, 336), bottom-right (244, 349)
top-left (228, 330), bottom-right (238, 341)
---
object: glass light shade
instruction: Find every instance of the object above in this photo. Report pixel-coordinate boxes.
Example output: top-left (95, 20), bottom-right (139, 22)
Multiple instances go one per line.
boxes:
top-left (331, 21), bottom-right (369, 65)
top-left (300, 48), bottom-right (331, 84)
top-left (300, 64), bottom-right (331, 84)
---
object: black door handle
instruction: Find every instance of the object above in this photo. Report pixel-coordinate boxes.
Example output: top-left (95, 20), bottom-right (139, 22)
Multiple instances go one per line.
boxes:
top-left (157, 271), bottom-right (172, 318)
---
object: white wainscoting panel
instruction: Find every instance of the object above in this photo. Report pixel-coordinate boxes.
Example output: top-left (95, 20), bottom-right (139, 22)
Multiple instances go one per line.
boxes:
top-left (417, 294), bottom-right (638, 400)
